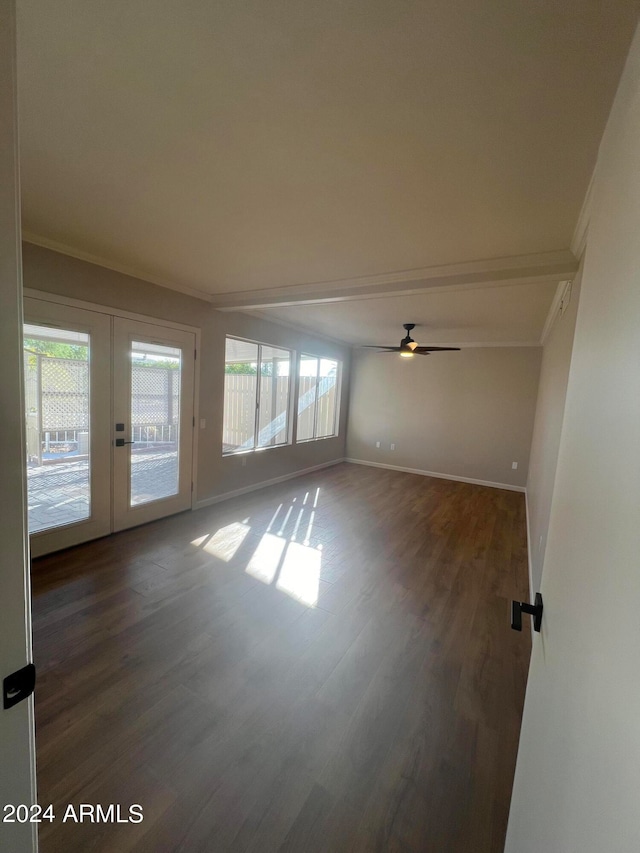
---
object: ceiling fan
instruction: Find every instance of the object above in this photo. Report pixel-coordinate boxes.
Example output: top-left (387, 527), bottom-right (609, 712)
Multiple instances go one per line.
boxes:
top-left (362, 324), bottom-right (461, 358)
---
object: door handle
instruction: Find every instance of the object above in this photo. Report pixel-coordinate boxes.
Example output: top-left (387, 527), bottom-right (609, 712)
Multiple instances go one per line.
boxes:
top-left (115, 438), bottom-right (136, 447)
top-left (511, 593), bottom-right (543, 632)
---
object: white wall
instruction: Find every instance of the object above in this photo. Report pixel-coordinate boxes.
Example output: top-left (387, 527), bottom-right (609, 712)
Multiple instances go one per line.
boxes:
top-left (506, 20), bottom-right (640, 853)
top-left (346, 346), bottom-right (541, 489)
top-left (525, 271), bottom-right (582, 595)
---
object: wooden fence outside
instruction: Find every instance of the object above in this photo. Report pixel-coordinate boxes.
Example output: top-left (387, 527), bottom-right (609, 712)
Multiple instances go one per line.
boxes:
top-left (223, 374), bottom-right (338, 451)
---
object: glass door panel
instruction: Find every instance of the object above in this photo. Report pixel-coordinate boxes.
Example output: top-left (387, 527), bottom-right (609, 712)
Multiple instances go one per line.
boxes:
top-left (113, 318), bottom-right (195, 532)
top-left (130, 341), bottom-right (181, 506)
top-left (23, 324), bottom-right (91, 532)
top-left (23, 299), bottom-right (111, 557)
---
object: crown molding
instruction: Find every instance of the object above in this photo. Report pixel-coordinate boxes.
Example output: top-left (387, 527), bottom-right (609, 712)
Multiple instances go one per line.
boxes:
top-left (211, 250), bottom-right (579, 310)
top-left (571, 169), bottom-right (595, 260)
top-left (22, 231), bottom-right (215, 303)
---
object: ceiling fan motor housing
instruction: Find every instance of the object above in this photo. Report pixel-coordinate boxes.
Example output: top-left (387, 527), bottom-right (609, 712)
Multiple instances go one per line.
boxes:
top-left (401, 323), bottom-right (415, 348)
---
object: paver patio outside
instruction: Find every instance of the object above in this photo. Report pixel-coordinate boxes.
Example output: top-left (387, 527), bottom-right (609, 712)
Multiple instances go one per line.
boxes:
top-left (27, 450), bottom-right (179, 533)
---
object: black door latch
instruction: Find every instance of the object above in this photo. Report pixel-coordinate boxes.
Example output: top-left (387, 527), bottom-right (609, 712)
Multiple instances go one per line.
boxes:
top-left (511, 593), bottom-right (543, 633)
top-left (3, 663), bottom-right (36, 710)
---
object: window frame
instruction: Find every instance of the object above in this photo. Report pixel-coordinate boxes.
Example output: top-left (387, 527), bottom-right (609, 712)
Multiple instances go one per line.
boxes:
top-left (295, 353), bottom-right (342, 443)
top-left (222, 335), bottom-right (293, 456)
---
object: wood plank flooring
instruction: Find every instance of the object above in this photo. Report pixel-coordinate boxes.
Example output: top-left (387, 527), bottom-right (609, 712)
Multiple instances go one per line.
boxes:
top-left (32, 462), bottom-right (531, 852)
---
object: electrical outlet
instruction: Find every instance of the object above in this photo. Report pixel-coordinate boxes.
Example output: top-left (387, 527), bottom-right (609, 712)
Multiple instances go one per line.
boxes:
top-left (390, 443), bottom-right (396, 451)
top-left (512, 461), bottom-right (518, 469)
top-left (375, 441), bottom-right (381, 448)
top-left (200, 418), bottom-right (206, 429)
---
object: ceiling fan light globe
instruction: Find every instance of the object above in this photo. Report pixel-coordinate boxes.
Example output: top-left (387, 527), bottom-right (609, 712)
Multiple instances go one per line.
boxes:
top-left (399, 351), bottom-right (414, 359)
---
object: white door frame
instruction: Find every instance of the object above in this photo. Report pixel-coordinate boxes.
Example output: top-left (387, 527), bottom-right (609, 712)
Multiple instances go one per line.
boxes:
top-left (0, 2), bottom-right (37, 851)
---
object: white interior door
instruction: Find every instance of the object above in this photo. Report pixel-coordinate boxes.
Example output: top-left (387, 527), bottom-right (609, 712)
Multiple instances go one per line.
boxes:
top-left (113, 317), bottom-right (195, 532)
top-left (506, 28), bottom-right (640, 851)
top-left (1, 4), bottom-right (37, 849)
top-left (23, 300), bottom-right (112, 558)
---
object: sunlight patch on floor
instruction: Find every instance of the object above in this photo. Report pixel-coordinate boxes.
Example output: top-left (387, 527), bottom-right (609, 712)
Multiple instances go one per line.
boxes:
top-left (191, 521), bottom-right (250, 561)
top-left (245, 532), bottom-right (287, 583)
top-left (276, 541), bottom-right (321, 607)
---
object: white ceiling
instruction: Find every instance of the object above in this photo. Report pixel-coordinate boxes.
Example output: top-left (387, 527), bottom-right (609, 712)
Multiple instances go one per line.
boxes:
top-left (17, 0), bottom-right (639, 303)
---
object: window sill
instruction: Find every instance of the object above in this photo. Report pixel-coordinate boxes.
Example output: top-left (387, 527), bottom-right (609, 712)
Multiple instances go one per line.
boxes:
top-left (222, 442), bottom-right (291, 458)
top-left (295, 434), bottom-right (339, 444)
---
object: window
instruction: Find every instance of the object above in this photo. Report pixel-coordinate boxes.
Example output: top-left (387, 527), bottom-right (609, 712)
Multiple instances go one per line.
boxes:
top-left (223, 337), bottom-right (292, 454)
top-left (296, 355), bottom-right (340, 441)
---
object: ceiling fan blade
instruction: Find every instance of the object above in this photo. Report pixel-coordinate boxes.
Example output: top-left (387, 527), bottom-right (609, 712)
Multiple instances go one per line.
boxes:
top-left (413, 346), bottom-right (461, 352)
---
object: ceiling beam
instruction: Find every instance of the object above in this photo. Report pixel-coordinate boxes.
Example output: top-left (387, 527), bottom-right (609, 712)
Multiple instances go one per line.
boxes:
top-left (211, 250), bottom-right (578, 310)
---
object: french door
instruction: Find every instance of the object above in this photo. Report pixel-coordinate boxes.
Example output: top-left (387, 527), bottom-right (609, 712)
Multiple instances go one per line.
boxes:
top-left (24, 299), bottom-right (112, 555)
top-left (23, 298), bottom-right (196, 556)
top-left (112, 318), bottom-right (195, 531)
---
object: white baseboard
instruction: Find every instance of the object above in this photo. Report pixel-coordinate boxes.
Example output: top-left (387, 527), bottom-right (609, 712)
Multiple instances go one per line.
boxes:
top-left (194, 458), bottom-right (345, 510)
top-left (343, 458), bottom-right (526, 493)
top-left (524, 488), bottom-right (535, 639)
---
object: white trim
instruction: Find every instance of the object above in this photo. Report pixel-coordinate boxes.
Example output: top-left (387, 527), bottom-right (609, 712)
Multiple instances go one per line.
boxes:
top-left (570, 169), bottom-right (595, 260)
top-left (194, 458), bottom-right (345, 510)
top-left (23, 288), bottom-right (200, 334)
top-left (232, 274), bottom-right (575, 312)
top-left (525, 489), bottom-right (534, 599)
top-left (540, 280), bottom-right (568, 345)
top-left (1, 2), bottom-right (38, 845)
top-left (191, 335), bottom-right (201, 511)
top-left (211, 251), bottom-right (578, 310)
top-left (524, 489), bottom-right (535, 640)
top-left (23, 232), bottom-right (214, 303)
top-left (343, 458), bottom-right (526, 492)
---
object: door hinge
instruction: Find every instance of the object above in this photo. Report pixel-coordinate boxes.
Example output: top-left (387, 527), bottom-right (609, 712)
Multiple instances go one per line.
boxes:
top-left (191, 481), bottom-right (194, 492)
top-left (3, 663), bottom-right (36, 710)
top-left (194, 349), bottom-right (197, 360)
top-left (511, 593), bottom-right (544, 633)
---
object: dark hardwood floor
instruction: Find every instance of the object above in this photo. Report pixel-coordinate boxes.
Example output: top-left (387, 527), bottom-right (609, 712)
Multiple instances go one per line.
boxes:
top-left (32, 462), bottom-right (531, 852)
